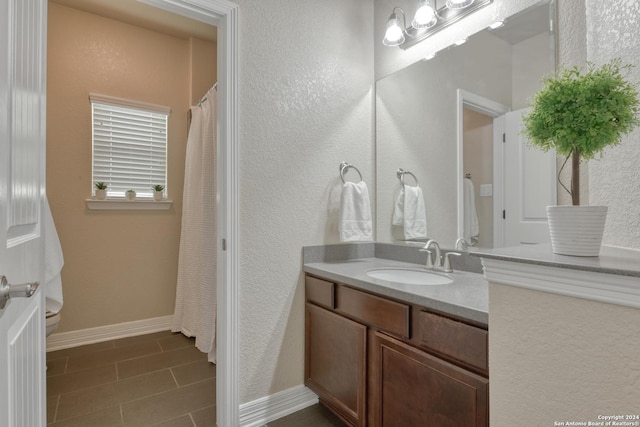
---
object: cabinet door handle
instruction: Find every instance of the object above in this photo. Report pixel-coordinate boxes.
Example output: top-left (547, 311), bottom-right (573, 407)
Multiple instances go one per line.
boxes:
top-left (0, 275), bottom-right (39, 309)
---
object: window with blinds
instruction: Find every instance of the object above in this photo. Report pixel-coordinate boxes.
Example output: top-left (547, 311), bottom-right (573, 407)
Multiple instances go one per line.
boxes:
top-left (90, 94), bottom-right (170, 199)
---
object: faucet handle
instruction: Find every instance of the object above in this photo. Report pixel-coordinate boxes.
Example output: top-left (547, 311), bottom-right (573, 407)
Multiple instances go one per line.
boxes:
top-left (455, 238), bottom-right (469, 251)
top-left (442, 252), bottom-right (461, 273)
top-left (419, 248), bottom-right (434, 269)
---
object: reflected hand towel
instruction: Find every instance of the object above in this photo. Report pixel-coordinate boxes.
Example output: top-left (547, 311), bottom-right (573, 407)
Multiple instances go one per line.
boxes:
top-left (463, 177), bottom-right (479, 245)
top-left (339, 181), bottom-right (373, 242)
top-left (402, 186), bottom-right (427, 240)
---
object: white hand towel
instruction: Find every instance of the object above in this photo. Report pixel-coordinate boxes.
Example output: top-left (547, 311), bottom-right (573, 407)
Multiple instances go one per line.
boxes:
top-left (401, 186), bottom-right (427, 240)
top-left (339, 181), bottom-right (373, 242)
top-left (44, 197), bottom-right (64, 313)
top-left (392, 188), bottom-right (404, 226)
top-left (463, 178), bottom-right (479, 245)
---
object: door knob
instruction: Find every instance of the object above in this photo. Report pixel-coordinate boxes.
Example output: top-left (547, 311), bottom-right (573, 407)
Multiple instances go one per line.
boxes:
top-left (0, 275), bottom-right (39, 309)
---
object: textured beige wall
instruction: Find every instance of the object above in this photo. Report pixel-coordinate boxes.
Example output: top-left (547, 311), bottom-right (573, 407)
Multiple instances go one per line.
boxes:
top-left (490, 282), bottom-right (640, 425)
top-left (235, 0), bottom-right (374, 403)
top-left (47, 3), bottom-right (214, 332)
top-left (586, 0), bottom-right (640, 249)
top-left (189, 37), bottom-right (217, 106)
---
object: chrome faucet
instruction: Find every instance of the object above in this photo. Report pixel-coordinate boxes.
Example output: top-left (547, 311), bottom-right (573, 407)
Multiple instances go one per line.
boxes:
top-left (419, 239), bottom-right (461, 273)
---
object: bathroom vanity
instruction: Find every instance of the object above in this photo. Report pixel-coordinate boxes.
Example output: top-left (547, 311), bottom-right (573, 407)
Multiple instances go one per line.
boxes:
top-left (303, 248), bottom-right (488, 427)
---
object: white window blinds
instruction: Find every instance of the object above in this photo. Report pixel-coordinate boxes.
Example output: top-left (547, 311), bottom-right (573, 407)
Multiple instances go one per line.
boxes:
top-left (90, 94), bottom-right (170, 198)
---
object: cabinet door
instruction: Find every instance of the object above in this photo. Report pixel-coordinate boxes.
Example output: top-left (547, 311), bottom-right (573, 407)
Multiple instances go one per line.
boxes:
top-left (373, 332), bottom-right (488, 427)
top-left (305, 303), bottom-right (367, 427)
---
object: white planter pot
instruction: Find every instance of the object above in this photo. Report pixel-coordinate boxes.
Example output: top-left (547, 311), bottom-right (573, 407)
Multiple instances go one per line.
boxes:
top-left (95, 189), bottom-right (107, 200)
top-left (125, 191), bottom-right (136, 201)
top-left (546, 205), bottom-right (608, 256)
top-left (153, 191), bottom-right (163, 201)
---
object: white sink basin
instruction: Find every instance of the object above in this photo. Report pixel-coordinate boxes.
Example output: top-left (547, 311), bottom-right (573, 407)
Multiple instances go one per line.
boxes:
top-left (366, 268), bottom-right (453, 285)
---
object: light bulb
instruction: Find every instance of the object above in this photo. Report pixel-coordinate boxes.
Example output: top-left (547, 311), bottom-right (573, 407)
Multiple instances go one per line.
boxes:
top-left (412, 1), bottom-right (437, 29)
top-left (383, 13), bottom-right (405, 46)
top-left (488, 20), bottom-right (505, 29)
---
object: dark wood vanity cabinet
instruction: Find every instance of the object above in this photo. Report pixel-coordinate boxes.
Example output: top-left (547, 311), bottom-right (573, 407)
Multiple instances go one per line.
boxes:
top-left (305, 274), bottom-right (489, 427)
top-left (372, 332), bottom-right (488, 427)
top-left (305, 302), bottom-right (367, 426)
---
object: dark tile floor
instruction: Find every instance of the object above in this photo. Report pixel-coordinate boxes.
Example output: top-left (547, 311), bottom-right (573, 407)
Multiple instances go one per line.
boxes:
top-left (46, 331), bottom-right (215, 426)
top-left (46, 331), bottom-right (344, 426)
top-left (265, 404), bottom-right (346, 427)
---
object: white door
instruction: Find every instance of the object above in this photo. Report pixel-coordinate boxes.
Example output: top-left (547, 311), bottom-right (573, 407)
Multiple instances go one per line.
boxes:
top-left (0, 0), bottom-right (48, 425)
top-left (502, 108), bottom-right (556, 247)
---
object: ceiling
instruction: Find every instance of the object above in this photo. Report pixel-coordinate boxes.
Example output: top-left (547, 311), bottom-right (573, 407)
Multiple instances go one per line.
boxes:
top-left (50, 0), bottom-right (217, 43)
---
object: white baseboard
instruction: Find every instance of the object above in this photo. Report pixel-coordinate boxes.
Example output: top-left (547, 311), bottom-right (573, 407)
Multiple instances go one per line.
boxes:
top-left (239, 385), bottom-right (319, 427)
top-left (46, 315), bottom-right (174, 352)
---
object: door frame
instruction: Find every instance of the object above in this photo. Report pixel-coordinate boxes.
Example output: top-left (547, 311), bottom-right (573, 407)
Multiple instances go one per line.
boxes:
top-left (456, 89), bottom-right (510, 247)
top-left (136, 1), bottom-right (239, 425)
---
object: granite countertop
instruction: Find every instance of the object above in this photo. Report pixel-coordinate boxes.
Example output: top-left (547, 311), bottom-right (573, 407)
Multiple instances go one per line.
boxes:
top-left (471, 243), bottom-right (640, 278)
top-left (303, 257), bottom-right (488, 325)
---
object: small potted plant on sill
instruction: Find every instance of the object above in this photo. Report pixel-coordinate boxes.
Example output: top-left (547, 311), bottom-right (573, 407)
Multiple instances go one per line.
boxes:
top-left (94, 182), bottom-right (108, 200)
top-left (523, 59), bottom-right (640, 256)
top-left (125, 189), bottom-right (137, 201)
top-left (152, 184), bottom-right (165, 201)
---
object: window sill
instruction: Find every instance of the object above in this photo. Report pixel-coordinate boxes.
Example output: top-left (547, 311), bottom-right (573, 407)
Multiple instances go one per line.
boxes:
top-left (86, 199), bottom-right (173, 211)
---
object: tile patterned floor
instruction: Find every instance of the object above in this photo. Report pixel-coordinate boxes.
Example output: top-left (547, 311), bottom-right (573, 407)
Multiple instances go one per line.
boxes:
top-left (47, 331), bottom-right (345, 426)
top-left (264, 404), bottom-right (346, 427)
top-left (46, 331), bottom-right (215, 426)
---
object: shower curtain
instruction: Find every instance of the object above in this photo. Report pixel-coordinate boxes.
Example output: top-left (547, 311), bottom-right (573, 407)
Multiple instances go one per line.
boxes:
top-left (172, 84), bottom-right (217, 363)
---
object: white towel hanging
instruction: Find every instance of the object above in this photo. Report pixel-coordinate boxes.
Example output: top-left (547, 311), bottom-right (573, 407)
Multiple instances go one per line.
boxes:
top-left (463, 177), bottom-right (479, 245)
top-left (392, 185), bottom-right (427, 240)
top-left (339, 181), bottom-right (373, 242)
top-left (44, 196), bottom-right (64, 313)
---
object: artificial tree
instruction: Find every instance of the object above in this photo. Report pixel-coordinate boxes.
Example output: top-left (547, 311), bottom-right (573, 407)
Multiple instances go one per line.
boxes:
top-left (523, 59), bottom-right (640, 205)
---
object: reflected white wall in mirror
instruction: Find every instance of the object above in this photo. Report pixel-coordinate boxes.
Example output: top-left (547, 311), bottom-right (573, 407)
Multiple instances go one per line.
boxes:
top-left (375, 0), bottom-right (556, 249)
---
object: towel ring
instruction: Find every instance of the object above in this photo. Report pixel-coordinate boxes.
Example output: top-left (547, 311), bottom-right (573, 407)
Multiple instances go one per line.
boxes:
top-left (397, 169), bottom-right (419, 187)
top-left (340, 162), bottom-right (363, 184)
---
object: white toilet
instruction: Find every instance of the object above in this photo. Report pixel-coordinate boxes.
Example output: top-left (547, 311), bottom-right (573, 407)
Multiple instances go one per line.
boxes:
top-left (46, 310), bottom-right (61, 337)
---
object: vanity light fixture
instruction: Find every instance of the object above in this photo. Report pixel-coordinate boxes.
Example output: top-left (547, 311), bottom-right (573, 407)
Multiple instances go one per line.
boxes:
top-left (382, 0), bottom-right (492, 50)
top-left (412, 0), bottom-right (438, 29)
top-left (382, 7), bottom-right (406, 46)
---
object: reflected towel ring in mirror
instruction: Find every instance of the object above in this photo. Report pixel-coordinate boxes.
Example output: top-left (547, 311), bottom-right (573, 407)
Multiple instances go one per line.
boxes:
top-left (397, 168), bottom-right (419, 187)
top-left (340, 162), bottom-right (363, 184)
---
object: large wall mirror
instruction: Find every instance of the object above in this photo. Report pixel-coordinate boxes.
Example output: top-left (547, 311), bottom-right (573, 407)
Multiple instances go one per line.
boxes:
top-left (376, 0), bottom-right (557, 250)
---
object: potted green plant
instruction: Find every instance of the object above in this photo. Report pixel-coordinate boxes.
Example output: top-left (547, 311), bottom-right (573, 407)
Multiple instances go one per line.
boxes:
top-left (152, 184), bottom-right (165, 201)
top-left (125, 189), bottom-right (136, 201)
top-left (94, 182), bottom-right (108, 200)
top-left (523, 59), bottom-right (640, 256)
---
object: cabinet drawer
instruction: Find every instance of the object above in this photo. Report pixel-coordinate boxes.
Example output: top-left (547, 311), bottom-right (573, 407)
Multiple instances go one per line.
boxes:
top-left (337, 286), bottom-right (410, 339)
top-left (418, 311), bottom-right (488, 373)
top-left (306, 276), bottom-right (335, 309)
